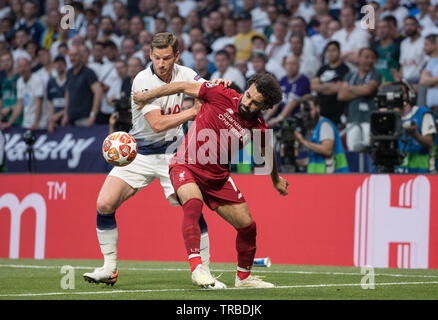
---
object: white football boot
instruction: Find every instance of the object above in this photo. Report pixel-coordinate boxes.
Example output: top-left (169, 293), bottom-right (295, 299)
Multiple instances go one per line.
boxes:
top-left (191, 264), bottom-right (216, 287)
top-left (83, 267), bottom-right (119, 286)
top-left (235, 275), bottom-right (275, 288)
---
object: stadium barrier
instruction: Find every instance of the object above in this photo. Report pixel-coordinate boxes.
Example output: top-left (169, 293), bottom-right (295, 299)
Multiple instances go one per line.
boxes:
top-left (1, 174), bottom-right (437, 269)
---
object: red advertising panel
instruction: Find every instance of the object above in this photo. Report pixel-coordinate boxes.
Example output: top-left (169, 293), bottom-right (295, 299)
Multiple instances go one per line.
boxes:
top-left (0, 174), bottom-right (437, 269)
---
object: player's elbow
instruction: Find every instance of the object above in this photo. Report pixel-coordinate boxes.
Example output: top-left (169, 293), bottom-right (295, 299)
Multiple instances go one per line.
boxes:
top-left (150, 121), bottom-right (166, 133)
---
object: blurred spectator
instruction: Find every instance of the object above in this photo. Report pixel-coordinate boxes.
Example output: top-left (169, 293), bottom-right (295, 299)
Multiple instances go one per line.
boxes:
top-left (311, 0), bottom-right (330, 22)
top-left (331, 5), bottom-right (370, 70)
top-left (374, 18), bottom-right (400, 83)
top-left (327, 17), bottom-right (341, 38)
top-left (40, 9), bottom-right (60, 51)
top-left (380, 0), bottom-right (409, 33)
top-left (310, 14), bottom-right (333, 61)
top-left (62, 45), bottom-right (102, 127)
top-left (116, 16), bottom-right (130, 38)
top-left (415, 0), bottom-right (434, 29)
top-left (193, 51), bottom-right (212, 80)
top-left (50, 27), bottom-right (71, 63)
top-left (265, 55), bottom-right (311, 127)
top-left (121, 56), bottom-right (144, 99)
top-left (99, 16), bottom-right (123, 49)
top-left (175, 0), bottom-right (197, 19)
top-left (0, 52), bottom-right (20, 129)
top-left (154, 17), bottom-right (168, 34)
top-left (312, 41), bottom-right (350, 126)
top-left (234, 11), bottom-right (265, 61)
top-left (223, 44), bottom-right (237, 66)
top-left (211, 49), bottom-right (246, 92)
top-left (422, 5), bottom-right (438, 37)
top-left (338, 48), bottom-right (382, 152)
top-left (12, 28), bottom-right (32, 64)
top-left (263, 5), bottom-right (278, 40)
top-left (285, 0), bottom-right (316, 24)
top-left (249, 34), bottom-right (285, 80)
top-left (129, 15), bottom-right (146, 37)
top-left (246, 0), bottom-right (271, 34)
top-left (133, 42), bottom-right (152, 67)
top-left (266, 21), bottom-right (289, 62)
top-left (185, 10), bottom-right (201, 32)
top-left (197, 0), bottom-right (221, 18)
top-left (420, 33), bottom-right (438, 115)
top-left (211, 17), bottom-right (237, 53)
top-left (187, 40), bottom-right (215, 74)
top-left (16, 57), bottom-right (46, 130)
top-left (16, 0), bottom-right (45, 45)
top-left (293, 94), bottom-right (349, 173)
top-left (170, 15), bottom-right (190, 48)
top-left (205, 11), bottom-right (224, 48)
top-left (289, 32), bottom-right (320, 80)
top-left (247, 50), bottom-right (271, 78)
top-left (103, 40), bottom-right (120, 65)
top-left (382, 15), bottom-right (404, 45)
top-left (397, 16), bottom-right (427, 89)
top-left (120, 37), bottom-right (136, 62)
top-left (288, 16), bottom-right (317, 59)
top-left (25, 40), bottom-right (40, 70)
top-left (84, 23), bottom-right (99, 50)
top-left (89, 41), bottom-right (120, 124)
top-left (47, 55), bottom-right (67, 133)
top-left (235, 58), bottom-right (249, 86)
top-left (34, 48), bottom-right (53, 129)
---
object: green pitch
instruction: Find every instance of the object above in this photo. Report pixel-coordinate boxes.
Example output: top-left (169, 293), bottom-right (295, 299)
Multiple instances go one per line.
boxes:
top-left (1, 258), bottom-right (438, 300)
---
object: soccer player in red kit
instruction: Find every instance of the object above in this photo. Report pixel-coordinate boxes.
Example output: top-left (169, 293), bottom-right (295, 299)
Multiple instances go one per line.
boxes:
top-left (134, 74), bottom-right (288, 288)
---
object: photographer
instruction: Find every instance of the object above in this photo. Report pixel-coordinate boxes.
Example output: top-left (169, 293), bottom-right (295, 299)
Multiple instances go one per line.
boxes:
top-left (293, 94), bottom-right (349, 173)
top-left (396, 82), bottom-right (437, 173)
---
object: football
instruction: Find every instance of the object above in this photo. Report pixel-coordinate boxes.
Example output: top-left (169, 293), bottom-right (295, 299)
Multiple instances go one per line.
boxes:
top-left (102, 131), bottom-right (138, 167)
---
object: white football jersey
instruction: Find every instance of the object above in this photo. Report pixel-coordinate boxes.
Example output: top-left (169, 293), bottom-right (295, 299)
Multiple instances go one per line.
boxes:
top-left (129, 63), bottom-right (204, 155)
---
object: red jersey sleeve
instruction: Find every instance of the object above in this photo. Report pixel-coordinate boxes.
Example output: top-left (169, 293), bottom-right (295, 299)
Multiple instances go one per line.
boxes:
top-left (198, 82), bottom-right (240, 107)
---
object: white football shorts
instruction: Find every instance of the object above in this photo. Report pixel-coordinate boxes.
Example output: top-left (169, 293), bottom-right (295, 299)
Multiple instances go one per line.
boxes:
top-left (108, 152), bottom-right (179, 206)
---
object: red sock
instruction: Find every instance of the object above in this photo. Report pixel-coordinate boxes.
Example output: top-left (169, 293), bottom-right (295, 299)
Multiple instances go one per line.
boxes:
top-left (182, 198), bottom-right (203, 270)
top-left (236, 221), bottom-right (257, 280)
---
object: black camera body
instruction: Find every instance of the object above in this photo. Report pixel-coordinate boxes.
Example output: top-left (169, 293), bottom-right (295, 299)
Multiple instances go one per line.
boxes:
top-left (367, 84), bottom-right (406, 173)
top-left (274, 103), bottom-right (310, 172)
top-left (112, 97), bottom-right (132, 132)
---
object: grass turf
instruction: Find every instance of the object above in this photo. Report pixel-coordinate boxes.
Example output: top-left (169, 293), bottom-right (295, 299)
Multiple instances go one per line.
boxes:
top-left (0, 258), bottom-right (438, 300)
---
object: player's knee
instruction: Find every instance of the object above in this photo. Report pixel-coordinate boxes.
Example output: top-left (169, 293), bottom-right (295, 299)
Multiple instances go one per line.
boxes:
top-left (97, 195), bottom-right (118, 214)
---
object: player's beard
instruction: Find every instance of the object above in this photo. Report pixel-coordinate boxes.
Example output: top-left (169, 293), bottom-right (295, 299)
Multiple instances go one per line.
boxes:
top-left (238, 100), bottom-right (257, 121)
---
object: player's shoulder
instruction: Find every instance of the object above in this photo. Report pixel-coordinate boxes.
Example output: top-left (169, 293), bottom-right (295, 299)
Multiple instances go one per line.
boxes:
top-left (132, 66), bottom-right (159, 89)
top-left (174, 64), bottom-right (202, 81)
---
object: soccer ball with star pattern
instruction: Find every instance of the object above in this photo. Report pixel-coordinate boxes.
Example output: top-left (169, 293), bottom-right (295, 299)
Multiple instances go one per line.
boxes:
top-left (102, 131), bottom-right (137, 167)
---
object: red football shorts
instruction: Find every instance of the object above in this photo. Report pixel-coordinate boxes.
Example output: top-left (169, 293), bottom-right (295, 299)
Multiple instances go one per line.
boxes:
top-left (169, 164), bottom-right (246, 211)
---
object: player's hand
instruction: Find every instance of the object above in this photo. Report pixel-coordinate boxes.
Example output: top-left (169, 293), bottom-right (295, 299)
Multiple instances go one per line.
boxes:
top-left (192, 98), bottom-right (204, 117)
top-left (133, 91), bottom-right (149, 109)
top-left (211, 78), bottom-right (232, 88)
top-left (273, 176), bottom-right (288, 196)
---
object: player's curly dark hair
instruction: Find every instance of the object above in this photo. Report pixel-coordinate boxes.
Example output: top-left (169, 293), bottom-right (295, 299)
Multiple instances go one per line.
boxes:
top-left (247, 74), bottom-right (283, 109)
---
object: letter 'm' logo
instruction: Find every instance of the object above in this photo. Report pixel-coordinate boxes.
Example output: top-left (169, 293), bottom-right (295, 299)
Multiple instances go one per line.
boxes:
top-left (0, 193), bottom-right (47, 259)
top-left (354, 175), bottom-right (430, 268)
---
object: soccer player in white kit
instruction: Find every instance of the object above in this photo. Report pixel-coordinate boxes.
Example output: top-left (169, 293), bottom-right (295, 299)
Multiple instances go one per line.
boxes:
top-left (83, 33), bottom-right (226, 289)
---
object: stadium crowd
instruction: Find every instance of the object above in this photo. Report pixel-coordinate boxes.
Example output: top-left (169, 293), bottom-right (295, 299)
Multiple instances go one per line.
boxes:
top-left (0, 0), bottom-right (437, 173)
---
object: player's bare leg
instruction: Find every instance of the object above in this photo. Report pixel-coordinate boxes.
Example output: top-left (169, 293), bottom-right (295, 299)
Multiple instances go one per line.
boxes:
top-left (216, 203), bottom-right (274, 288)
top-left (83, 176), bottom-right (136, 285)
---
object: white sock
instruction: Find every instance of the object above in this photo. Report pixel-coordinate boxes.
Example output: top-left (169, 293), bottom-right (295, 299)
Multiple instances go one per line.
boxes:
top-left (200, 232), bottom-right (210, 267)
top-left (96, 228), bottom-right (118, 272)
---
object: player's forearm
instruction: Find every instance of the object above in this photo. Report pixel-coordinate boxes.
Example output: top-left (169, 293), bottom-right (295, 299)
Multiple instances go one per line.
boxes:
top-left (140, 82), bottom-right (201, 103)
top-left (147, 108), bottom-right (197, 133)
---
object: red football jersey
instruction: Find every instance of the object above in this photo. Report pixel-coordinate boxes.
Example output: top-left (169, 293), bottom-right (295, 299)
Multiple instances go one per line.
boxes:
top-left (170, 82), bottom-right (268, 180)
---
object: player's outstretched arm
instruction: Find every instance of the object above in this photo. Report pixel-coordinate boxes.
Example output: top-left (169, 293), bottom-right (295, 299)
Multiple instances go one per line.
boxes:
top-left (134, 82), bottom-right (202, 109)
top-left (261, 146), bottom-right (289, 196)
